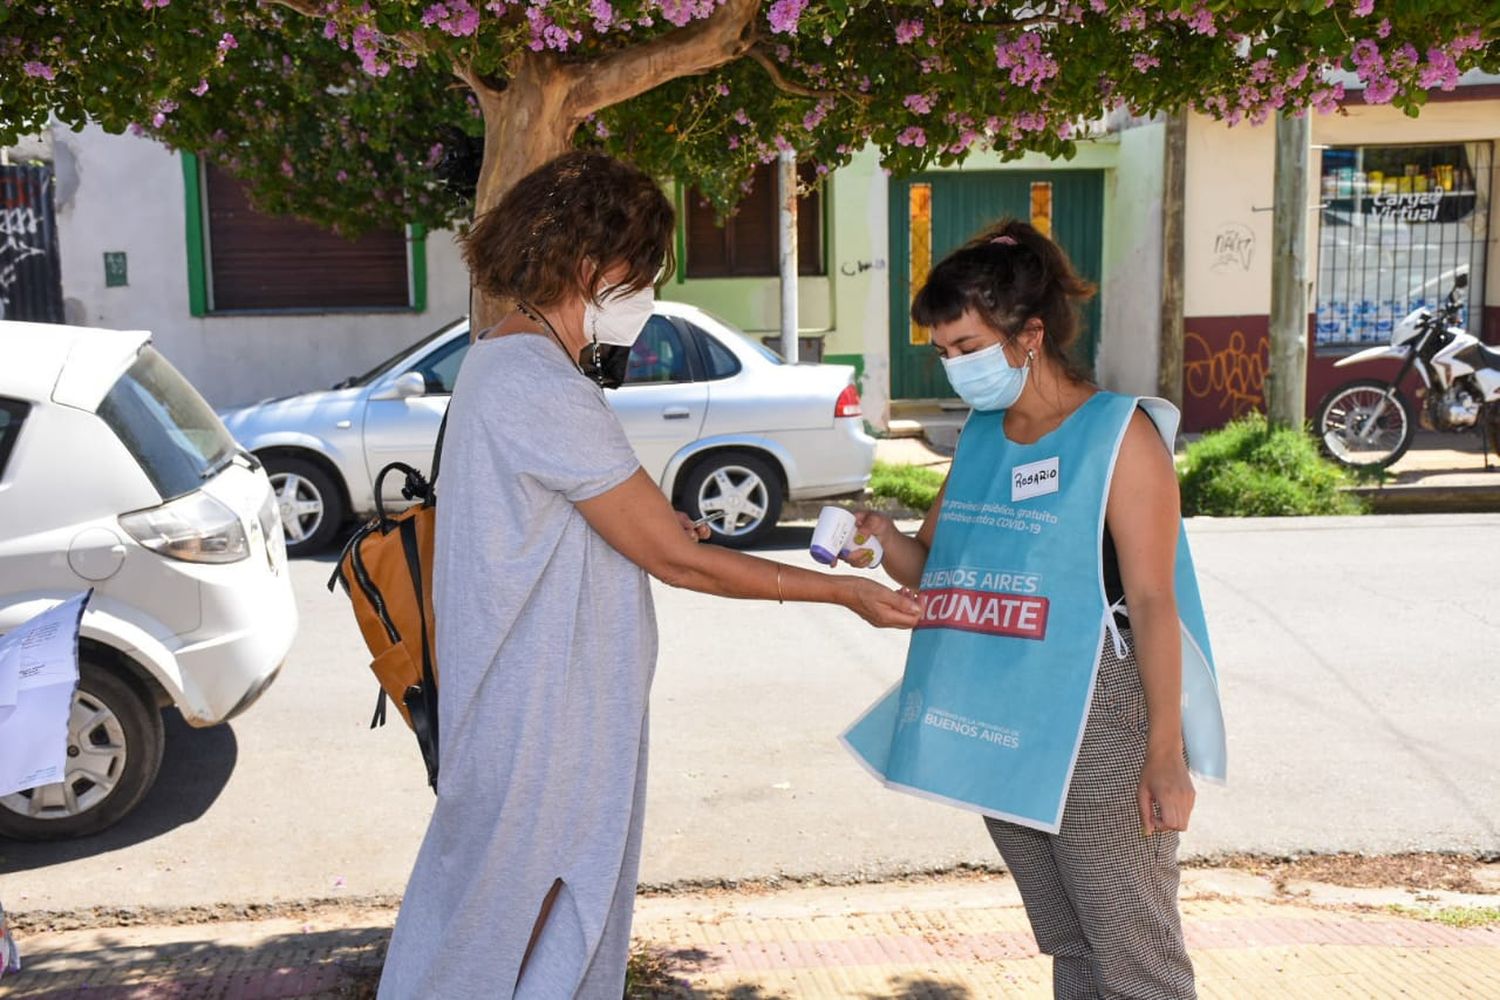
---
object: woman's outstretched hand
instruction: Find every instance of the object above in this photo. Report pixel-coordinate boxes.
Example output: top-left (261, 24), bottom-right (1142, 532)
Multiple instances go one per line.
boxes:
top-left (675, 511), bottom-right (711, 543)
top-left (846, 578), bottom-right (923, 629)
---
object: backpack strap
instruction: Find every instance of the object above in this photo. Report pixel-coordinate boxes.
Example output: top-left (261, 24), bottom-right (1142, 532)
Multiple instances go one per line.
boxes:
top-left (398, 515), bottom-right (441, 792)
top-left (428, 408), bottom-right (449, 493)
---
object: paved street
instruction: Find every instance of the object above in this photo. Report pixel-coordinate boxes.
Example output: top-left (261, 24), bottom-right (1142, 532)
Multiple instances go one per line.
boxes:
top-left (3, 514), bottom-right (1498, 917)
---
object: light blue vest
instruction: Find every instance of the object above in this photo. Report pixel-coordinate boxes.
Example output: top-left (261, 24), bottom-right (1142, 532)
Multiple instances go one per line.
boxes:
top-left (843, 393), bottom-right (1226, 833)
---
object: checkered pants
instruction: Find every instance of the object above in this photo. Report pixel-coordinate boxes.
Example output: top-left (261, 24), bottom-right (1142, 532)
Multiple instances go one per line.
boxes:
top-left (985, 631), bottom-right (1196, 1000)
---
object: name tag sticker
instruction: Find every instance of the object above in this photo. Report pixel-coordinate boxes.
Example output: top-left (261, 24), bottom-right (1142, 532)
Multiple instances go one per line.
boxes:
top-left (1011, 456), bottom-right (1060, 502)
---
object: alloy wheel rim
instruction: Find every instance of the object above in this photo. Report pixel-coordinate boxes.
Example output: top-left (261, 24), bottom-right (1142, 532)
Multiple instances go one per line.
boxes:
top-left (0, 690), bottom-right (128, 820)
top-left (270, 472), bottom-right (325, 544)
top-left (697, 465), bottom-right (770, 537)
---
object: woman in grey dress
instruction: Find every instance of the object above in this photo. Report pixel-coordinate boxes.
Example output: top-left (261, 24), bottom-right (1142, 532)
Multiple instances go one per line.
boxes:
top-left (378, 152), bottom-right (922, 1000)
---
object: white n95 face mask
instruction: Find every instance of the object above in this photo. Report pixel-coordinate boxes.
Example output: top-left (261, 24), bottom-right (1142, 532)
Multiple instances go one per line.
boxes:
top-left (585, 283), bottom-right (654, 347)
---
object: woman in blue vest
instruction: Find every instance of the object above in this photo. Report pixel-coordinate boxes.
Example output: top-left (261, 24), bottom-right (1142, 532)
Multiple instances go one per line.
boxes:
top-left (844, 220), bottom-right (1225, 1000)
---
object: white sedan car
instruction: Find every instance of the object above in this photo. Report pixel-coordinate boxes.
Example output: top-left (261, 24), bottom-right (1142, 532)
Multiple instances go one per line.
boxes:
top-left (0, 322), bottom-right (296, 840)
top-left (220, 301), bottom-right (876, 554)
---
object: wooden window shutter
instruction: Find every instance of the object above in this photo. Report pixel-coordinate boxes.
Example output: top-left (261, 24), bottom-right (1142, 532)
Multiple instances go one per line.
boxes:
top-left (204, 164), bottom-right (410, 311)
top-left (685, 162), bottom-right (825, 278)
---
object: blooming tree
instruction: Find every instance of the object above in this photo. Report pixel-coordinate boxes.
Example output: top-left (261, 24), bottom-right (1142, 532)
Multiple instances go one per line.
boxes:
top-left (3, 1), bottom-right (1494, 319)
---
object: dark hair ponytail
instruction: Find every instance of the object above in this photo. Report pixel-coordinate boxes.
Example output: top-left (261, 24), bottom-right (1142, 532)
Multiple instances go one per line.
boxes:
top-left (911, 219), bottom-right (1096, 382)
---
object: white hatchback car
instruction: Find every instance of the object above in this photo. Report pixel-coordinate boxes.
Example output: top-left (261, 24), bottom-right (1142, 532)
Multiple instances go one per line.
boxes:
top-left (221, 301), bottom-right (876, 554)
top-left (0, 322), bottom-right (297, 840)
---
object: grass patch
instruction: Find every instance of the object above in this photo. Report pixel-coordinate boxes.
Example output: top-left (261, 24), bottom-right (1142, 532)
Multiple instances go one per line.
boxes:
top-left (1178, 414), bottom-right (1366, 517)
top-left (869, 460), bottom-right (946, 512)
top-left (1386, 904), bottom-right (1500, 928)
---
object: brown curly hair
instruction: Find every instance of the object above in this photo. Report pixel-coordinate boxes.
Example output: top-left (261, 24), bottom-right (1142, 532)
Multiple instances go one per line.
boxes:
top-left (911, 219), bottom-right (1097, 382)
top-left (463, 151), bottom-right (675, 308)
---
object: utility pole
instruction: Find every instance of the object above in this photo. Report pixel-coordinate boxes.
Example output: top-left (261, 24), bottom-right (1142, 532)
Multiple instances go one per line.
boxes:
top-left (777, 148), bottom-right (799, 363)
top-left (1267, 111), bottom-right (1310, 428)
top-left (1157, 112), bottom-right (1186, 407)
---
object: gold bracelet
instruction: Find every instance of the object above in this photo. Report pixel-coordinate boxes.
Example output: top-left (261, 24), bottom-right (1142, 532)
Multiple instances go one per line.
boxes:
top-left (776, 565), bottom-right (785, 605)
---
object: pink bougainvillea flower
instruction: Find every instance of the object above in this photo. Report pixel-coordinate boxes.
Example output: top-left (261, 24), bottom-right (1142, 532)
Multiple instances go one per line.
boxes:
top-left (1363, 75), bottom-right (1398, 103)
top-left (766, 0), bottom-right (807, 35)
top-left (903, 93), bottom-right (934, 114)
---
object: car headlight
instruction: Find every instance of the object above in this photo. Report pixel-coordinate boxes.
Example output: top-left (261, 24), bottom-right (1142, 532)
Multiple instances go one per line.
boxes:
top-left (119, 491), bottom-right (250, 564)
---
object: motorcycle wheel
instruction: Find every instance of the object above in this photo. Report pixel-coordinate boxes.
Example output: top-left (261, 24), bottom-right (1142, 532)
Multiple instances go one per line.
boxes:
top-left (1315, 378), bottom-right (1416, 470)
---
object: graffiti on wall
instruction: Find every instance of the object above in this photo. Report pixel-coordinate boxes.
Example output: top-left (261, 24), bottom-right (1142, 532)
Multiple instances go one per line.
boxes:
top-left (0, 205), bottom-right (46, 306)
top-left (1184, 328), bottom-right (1268, 420)
top-left (1209, 222), bottom-right (1255, 273)
top-left (0, 164), bottom-right (63, 322)
top-left (838, 258), bottom-right (887, 277)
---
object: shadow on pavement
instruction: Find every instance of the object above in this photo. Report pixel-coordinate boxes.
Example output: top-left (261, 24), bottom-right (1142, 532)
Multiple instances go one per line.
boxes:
top-left (738, 524), bottom-right (814, 553)
top-left (0, 709), bottom-right (237, 873)
top-left (638, 946), bottom-right (978, 999)
top-left (11, 924), bottom-right (386, 999)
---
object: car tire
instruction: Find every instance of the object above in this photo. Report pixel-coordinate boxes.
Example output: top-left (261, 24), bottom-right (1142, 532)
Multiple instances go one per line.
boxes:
top-left (263, 455), bottom-right (346, 557)
top-left (0, 661), bottom-right (166, 841)
top-left (680, 451), bottom-right (783, 550)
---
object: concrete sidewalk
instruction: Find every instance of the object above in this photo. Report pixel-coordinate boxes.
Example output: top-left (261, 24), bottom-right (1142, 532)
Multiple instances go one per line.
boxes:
top-left (8, 867), bottom-right (1497, 998)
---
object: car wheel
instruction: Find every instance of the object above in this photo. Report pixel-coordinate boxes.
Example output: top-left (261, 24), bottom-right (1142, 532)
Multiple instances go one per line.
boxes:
top-left (0, 661), bottom-right (165, 841)
top-left (264, 455), bottom-right (346, 557)
top-left (681, 451), bottom-right (783, 550)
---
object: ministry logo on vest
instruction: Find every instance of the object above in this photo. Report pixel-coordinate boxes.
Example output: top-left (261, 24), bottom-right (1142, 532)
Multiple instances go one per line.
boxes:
top-left (1011, 456), bottom-right (1060, 502)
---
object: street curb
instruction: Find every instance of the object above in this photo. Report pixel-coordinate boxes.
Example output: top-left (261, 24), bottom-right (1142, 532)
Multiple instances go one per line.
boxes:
top-left (1348, 481), bottom-right (1500, 513)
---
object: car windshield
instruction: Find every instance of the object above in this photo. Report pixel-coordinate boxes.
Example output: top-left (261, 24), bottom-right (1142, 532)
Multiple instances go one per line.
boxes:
top-left (690, 308), bottom-right (784, 365)
top-left (97, 346), bottom-right (239, 501)
top-left (336, 318), bottom-right (467, 388)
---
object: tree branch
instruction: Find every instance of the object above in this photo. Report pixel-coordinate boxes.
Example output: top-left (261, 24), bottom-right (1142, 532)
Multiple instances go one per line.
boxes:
top-left (748, 45), bottom-right (842, 101)
top-left (268, 0), bottom-right (321, 16)
top-left (269, 0), bottom-right (433, 58)
top-left (567, 0), bottom-right (763, 118)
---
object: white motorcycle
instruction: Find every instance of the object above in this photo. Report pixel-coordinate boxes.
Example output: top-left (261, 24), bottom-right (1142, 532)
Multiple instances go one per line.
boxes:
top-left (1316, 274), bottom-right (1500, 470)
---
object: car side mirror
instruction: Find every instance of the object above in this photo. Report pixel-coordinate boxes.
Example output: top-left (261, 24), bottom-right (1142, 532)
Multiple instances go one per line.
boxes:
top-left (373, 371), bottom-right (428, 401)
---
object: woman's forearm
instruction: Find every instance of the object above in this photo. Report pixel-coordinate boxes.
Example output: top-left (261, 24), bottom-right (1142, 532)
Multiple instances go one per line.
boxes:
top-left (1128, 594), bottom-right (1184, 756)
top-left (661, 542), bottom-right (856, 608)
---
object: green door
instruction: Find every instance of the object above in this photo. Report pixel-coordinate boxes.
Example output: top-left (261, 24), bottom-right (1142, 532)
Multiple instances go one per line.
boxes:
top-left (889, 170), bottom-right (1105, 400)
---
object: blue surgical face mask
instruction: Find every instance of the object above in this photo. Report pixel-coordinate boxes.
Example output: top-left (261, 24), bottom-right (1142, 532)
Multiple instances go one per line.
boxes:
top-left (941, 341), bottom-right (1029, 411)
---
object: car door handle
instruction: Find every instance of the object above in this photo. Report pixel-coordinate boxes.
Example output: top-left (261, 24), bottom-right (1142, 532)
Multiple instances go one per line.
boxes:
top-left (662, 407), bottom-right (692, 420)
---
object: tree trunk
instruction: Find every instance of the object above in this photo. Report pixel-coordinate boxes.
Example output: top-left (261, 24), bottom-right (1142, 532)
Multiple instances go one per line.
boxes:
top-left (1267, 112), bottom-right (1310, 429)
top-left (467, 54), bottom-right (582, 332)
top-left (1157, 112), bottom-right (1186, 408)
top-left (456, 0), bottom-right (760, 332)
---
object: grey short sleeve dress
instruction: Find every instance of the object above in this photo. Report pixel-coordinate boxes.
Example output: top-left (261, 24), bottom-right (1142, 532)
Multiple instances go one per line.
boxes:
top-left (378, 334), bottom-right (658, 1000)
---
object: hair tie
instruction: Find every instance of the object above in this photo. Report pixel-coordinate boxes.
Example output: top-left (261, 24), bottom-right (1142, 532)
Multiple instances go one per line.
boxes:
top-left (990, 235), bottom-right (1018, 246)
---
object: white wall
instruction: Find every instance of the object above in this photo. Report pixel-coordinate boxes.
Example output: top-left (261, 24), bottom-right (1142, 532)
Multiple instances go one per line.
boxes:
top-left (45, 125), bottom-right (470, 408)
top-left (1183, 114), bottom-right (1277, 318)
top-left (1096, 120), bottom-right (1165, 397)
